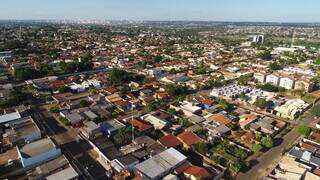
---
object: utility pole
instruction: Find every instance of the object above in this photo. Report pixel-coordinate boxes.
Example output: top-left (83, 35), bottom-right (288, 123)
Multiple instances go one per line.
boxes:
top-left (131, 104), bottom-right (134, 142)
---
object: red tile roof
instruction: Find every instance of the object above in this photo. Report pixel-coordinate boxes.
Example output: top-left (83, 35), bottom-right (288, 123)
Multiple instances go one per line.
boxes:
top-left (49, 80), bottom-right (65, 89)
top-left (128, 118), bottom-right (152, 132)
top-left (175, 161), bottom-right (192, 174)
top-left (310, 132), bottom-right (320, 141)
top-left (159, 134), bottom-right (182, 148)
top-left (184, 165), bottom-right (213, 179)
top-left (177, 131), bottom-right (201, 146)
top-left (300, 142), bottom-right (320, 152)
top-left (207, 114), bottom-right (232, 125)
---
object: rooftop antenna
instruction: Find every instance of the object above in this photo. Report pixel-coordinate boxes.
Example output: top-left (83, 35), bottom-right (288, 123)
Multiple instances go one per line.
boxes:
top-left (131, 104), bottom-right (135, 143)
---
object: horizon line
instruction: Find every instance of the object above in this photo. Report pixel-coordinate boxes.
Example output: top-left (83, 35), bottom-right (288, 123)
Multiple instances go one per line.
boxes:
top-left (1, 18), bottom-right (320, 24)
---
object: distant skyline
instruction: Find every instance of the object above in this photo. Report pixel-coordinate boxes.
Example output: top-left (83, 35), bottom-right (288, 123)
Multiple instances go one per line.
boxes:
top-left (0, 0), bottom-right (319, 23)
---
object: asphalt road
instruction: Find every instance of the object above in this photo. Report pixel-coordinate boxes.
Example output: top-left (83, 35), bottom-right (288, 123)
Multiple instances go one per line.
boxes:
top-left (30, 105), bottom-right (110, 180)
top-left (237, 109), bottom-right (319, 180)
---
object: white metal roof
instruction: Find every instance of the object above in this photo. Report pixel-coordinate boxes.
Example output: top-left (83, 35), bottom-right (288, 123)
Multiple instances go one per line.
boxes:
top-left (0, 111), bottom-right (21, 124)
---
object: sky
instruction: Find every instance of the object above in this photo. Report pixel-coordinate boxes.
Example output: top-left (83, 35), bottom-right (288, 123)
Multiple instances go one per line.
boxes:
top-left (0, 0), bottom-right (319, 22)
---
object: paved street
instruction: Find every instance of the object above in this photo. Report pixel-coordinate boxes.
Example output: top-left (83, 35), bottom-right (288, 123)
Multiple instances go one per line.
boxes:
top-left (237, 107), bottom-right (319, 180)
top-left (30, 105), bottom-right (110, 180)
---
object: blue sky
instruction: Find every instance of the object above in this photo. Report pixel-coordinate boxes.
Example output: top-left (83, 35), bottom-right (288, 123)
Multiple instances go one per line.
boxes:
top-left (0, 0), bottom-right (319, 22)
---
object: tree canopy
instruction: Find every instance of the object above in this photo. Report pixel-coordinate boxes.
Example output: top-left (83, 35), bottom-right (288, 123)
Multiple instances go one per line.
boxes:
top-left (311, 105), bottom-right (320, 117)
top-left (257, 50), bottom-right (272, 60)
top-left (298, 125), bottom-right (311, 136)
top-left (261, 136), bottom-right (274, 148)
top-left (254, 97), bottom-right (268, 109)
top-left (14, 67), bottom-right (41, 81)
top-left (268, 62), bottom-right (283, 70)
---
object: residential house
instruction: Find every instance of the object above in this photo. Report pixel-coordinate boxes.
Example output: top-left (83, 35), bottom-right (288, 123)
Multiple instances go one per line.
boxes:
top-left (126, 118), bottom-right (153, 133)
top-left (161, 73), bottom-right (188, 84)
top-left (60, 111), bottom-right (84, 126)
top-left (88, 135), bottom-right (123, 169)
top-left (114, 99), bottom-right (131, 112)
top-left (133, 136), bottom-right (166, 156)
top-left (158, 134), bottom-right (183, 148)
top-left (0, 111), bottom-right (21, 125)
top-left (79, 121), bottom-right (101, 139)
top-left (3, 116), bottom-right (41, 146)
top-left (265, 73), bottom-right (280, 86)
top-left (99, 119), bottom-right (125, 137)
top-left (111, 154), bottom-right (139, 173)
top-left (27, 155), bottom-right (78, 180)
top-left (279, 76), bottom-right (295, 90)
top-left (274, 99), bottom-right (309, 120)
top-left (17, 138), bottom-right (61, 168)
top-left (253, 72), bottom-right (267, 83)
top-left (294, 79), bottom-right (314, 93)
top-left (177, 131), bottom-right (201, 147)
top-left (134, 148), bottom-right (187, 180)
top-left (141, 113), bottom-right (171, 130)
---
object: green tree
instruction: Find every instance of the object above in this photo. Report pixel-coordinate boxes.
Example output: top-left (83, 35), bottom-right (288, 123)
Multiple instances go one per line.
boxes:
top-left (192, 142), bottom-right (209, 155)
top-left (59, 117), bottom-right (70, 126)
top-left (229, 161), bottom-right (245, 175)
top-left (168, 108), bottom-right (178, 115)
top-left (113, 127), bottom-right (132, 146)
top-left (153, 55), bottom-right (164, 63)
top-left (238, 74), bottom-right (254, 85)
top-left (257, 83), bottom-right (281, 92)
top-left (109, 68), bottom-right (130, 85)
top-left (49, 106), bottom-right (60, 113)
top-left (166, 84), bottom-right (188, 96)
top-left (58, 86), bottom-right (71, 93)
top-left (14, 67), bottom-right (40, 81)
top-left (268, 62), bottom-right (283, 70)
top-left (254, 97), bottom-right (268, 109)
top-left (195, 128), bottom-right (208, 139)
top-left (261, 136), bottom-right (274, 148)
top-left (255, 132), bottom-right (262, 142)
top-left (257, 50), bottom-right (272, 60)
top-left (219, 99), bottom-right (232, 112)
top-left (79, 100), bottom-right (89, 107)
top-left (251, 143), bottom-right (263, 154)
top-left (298, 125), bottom-right (311, 136)
top-left (311, 105), bottom-right (320, 117)
top-left (148, 129), bottom-right (164, 140)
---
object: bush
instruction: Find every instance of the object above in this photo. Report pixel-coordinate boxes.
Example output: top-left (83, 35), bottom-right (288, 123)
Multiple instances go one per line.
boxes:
top-left (229, 161), bottom-right (246, 175)
top-left (254, 97), bottom-right (267, 109)
top-left (268, 62), bottom-right (283, 70)
top-left (166, 84), bottom-right (188, 96)
top-left (257, 83), bottom-right (285, 92)
top-left (257, 50), bottom-right (272, 60)
top-left (218, 99), bottom-right (232, 112)
top-left (59, 117), bottom-right (70, 126)
top-left (49, 106), bottom-right (60, 113)
top-left (211, 155), bottom-right (228, 167)
top-left (58, 86), bottom-right (71, 93)
top-left (79, 100), bottom-right (89, 107)
top-left (226, 145), bottom-right (247, 159)
top-left (251, 143), bottom-right (263, 154)
top-left (311, 105), bottom-right (320, 117)
top-left (14, 67), bottom-right (41, 81)
top-left (192, 142), bottom-right (209, 155)
top-left (298, 125), bottom-right (311, 136)
top-left (261, 136), bottom-right (274, 148)
top-left (113, 127), bottom-right (132, 146)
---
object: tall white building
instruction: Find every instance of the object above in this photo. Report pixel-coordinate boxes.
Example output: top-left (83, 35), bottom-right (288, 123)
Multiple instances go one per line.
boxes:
top-left (253, 35), bottom-right (264, 44)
